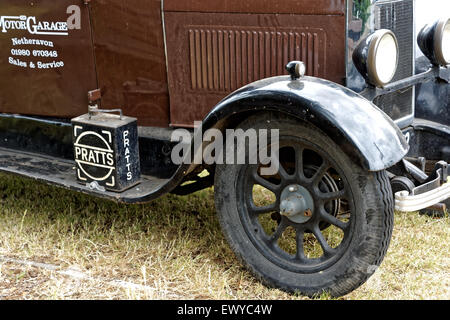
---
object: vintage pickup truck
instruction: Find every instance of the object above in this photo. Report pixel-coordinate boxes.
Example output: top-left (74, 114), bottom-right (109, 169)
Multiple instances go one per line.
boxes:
top-left (0, 0), bottom-right (448, 297)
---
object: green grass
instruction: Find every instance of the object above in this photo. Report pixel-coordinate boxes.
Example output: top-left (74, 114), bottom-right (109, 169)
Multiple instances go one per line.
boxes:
top-left (0, 173), bottom-right (448, 300)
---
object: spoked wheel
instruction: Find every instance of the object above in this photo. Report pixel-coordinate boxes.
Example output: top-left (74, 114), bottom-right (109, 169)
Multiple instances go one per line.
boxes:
top-left (242, 140), bottom-right (352, 273)
top-left (214, 114), bottom-right (394, 297)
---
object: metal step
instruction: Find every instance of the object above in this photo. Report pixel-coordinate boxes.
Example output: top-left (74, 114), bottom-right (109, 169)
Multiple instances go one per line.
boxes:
top-left (0, 147), bottom-right (171, 203)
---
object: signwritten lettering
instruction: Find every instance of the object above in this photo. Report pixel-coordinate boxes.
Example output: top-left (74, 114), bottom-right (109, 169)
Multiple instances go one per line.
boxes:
top-left (1, 7), bottom-right (81, 70)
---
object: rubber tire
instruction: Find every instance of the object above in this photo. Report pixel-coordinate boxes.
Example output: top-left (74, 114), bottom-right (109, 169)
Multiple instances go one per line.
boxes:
top-left (214, 113), bottom-right (394, 297)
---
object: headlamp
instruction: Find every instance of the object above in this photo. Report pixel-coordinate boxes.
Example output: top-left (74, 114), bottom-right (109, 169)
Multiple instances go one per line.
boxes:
top-left (353, 29), bottom-right (399, 87)
top-left (417, 18), bottom-right (450, 66)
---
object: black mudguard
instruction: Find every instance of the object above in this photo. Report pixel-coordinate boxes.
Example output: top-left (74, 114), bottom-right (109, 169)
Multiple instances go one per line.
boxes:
top-left (203, 76), bottom-right (409, 172)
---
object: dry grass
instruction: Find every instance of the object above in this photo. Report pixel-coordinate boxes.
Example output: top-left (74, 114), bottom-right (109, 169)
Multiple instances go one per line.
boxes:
top-left (0, 173), bottom-right (448, 300)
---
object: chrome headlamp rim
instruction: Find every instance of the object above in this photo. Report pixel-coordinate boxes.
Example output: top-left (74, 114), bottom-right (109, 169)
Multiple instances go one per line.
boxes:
top-left (367, 29), bottom-right (399, 87)
top-left (434, 18), bottom-right (450, 66)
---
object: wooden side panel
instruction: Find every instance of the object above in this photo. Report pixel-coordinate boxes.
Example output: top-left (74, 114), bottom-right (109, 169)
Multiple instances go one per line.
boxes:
top-left (90, 0), bottom-right (169, 127)
top-left (165, 12), bottom-right (346, 127)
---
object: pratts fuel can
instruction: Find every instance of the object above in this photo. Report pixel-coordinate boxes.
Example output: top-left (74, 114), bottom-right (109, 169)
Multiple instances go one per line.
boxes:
top-left (71, 107), bottom-right (140, 192)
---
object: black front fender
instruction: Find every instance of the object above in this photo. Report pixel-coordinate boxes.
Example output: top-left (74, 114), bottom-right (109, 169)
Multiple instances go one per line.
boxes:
top-left (203, 76), bottom-right (409, 171)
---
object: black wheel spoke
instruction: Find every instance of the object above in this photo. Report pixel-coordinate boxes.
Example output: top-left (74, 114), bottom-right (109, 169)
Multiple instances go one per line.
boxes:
top-left (277, 163), bottom-right (291, 181)
top-left (252, 169), bottom-right (279, 192)
top-left (311, 162), bottom-right (330, 185)
top-left (269, 219), bottom-right (288, 244)
top-left (320, 208), bottom-right (349, 231)
top-left (313, 226), bottom-right (336, 257)
top-left (318, 189), bottom-right (346, 202)
top-left (295, 227), bottom-right (306, 261)
top-left (294, 146), bottom-right (305, 179)
top-left (238, 132), bottom-right (356, 273)
top-left (249, 203), bottom-right (277, 215)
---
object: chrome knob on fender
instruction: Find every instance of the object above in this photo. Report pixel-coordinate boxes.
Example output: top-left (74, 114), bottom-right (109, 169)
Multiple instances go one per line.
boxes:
top-left (286, 61), bottom-right (306, 80)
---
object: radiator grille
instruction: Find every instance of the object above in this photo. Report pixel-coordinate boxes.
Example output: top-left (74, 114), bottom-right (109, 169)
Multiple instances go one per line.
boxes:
top-left (373, 0), bottom-right (414, 121)
top-left (188, 27), bottom-right (326, 92)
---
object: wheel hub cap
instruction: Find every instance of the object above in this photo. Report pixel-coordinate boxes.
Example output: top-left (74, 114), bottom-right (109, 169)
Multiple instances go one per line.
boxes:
top-left (280, 184), bottom-right (314, 223)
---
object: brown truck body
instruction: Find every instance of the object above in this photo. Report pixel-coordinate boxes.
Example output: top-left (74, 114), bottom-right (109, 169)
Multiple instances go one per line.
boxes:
top-left (0, 0), bottom-right (346, 127)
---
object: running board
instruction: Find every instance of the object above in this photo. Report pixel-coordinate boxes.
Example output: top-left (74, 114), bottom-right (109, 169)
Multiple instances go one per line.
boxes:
top-left (0, 147), bottom-right (170, 203)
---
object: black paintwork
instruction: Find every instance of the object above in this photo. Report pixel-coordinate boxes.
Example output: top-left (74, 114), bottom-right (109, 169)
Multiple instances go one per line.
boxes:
top-left (404, 119), bottom-right (450, 162)
top-left (0, 114), bottom-right (73, 159)
top-left (203, 75), bottom-right (409, 172)
top-left (396, 56), bottom-right (450, 167)
top-left (415, 57), bottom-right (450, 126)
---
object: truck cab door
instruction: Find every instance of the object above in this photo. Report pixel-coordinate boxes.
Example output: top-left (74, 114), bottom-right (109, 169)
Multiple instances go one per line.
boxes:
top-left (0, 0), bottom-right (97, 118)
